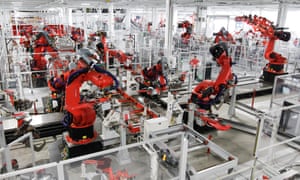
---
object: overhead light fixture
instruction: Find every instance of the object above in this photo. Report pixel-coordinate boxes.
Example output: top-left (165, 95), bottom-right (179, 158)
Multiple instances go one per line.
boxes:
top-left (11, 2), bottom-right (23, 6)
top-left (81, 3), bottom-right (90, 6)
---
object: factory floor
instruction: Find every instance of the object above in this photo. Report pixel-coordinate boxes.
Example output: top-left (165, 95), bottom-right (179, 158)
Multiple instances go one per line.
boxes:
top-left (1, 81), bottom-right (299, 179)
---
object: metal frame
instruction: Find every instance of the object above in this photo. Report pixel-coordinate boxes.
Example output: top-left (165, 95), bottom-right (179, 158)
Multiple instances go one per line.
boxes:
top-left (149, 124), bottom-right (238, 180)
top-left (248, 96), bottom-right (300, 179)
top-left (0, 124), bottom-right (238, 180)
top-left (0, 132), bottom-right (35, 175)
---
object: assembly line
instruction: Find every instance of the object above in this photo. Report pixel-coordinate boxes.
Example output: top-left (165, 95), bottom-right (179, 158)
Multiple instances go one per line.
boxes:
top-left (0, 1), bottom-right (300, 180)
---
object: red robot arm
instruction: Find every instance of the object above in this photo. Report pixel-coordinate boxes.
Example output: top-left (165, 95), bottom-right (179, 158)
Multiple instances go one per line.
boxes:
top-left (213, 28), bottom-right (235, 44)
top-left (192, 43), bottom-right (236, 108)
top-left (63, 53), bottom-right (119, 143)
top-left (71, 27), bottom-right (85, 42)
top-left (65, 68), bottom-right (117, 126)
top-left (142, 65), bottom-right (159, 81)
top-left (158, 75), bottom-right (167, 91)
top-left (235, 15), bottom-right (290, 74)
top-left (179, 21), bottom-right (193, 44)
top-left (213, 52), bottom-right (233, 91)
top-left (109, 50), bottom-right (130, 64)
top-left (193, 80), bottom-right (215, 100)
top-left (214, 33), bottom-right (222, 44)
top-left (139, 59), bottom-right (168, 95)
top-left (191, 43), bottom-right (235, 131)
top-left (32, 31), bottom-right (59, 71)
top-left (141, 61), bottom-right (168, 89)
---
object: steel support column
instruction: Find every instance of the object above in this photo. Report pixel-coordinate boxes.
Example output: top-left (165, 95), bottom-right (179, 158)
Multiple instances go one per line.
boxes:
top-left (179, 134), bottom-right (188, 180)
top-left (276, 3), bottom-right (287, 27)
top-left (164, 0), bottom-right (173, 65)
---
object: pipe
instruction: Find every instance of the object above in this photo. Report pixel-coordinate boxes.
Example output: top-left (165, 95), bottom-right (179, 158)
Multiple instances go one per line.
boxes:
top-left (67, 67), bottom-right (89, 85)
top-left (251, 88), bottom-right (256, 109)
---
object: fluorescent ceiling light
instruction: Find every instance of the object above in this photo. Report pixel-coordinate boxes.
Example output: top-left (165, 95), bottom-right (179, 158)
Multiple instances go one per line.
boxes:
top-left (81, 3), bottom-right (91, 6)
top-left (11, 2), bottom-right (23, 6)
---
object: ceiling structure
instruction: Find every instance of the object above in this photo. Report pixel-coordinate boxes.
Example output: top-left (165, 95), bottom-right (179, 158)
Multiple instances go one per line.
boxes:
top-left (1, 0), bottom-right (300, 10)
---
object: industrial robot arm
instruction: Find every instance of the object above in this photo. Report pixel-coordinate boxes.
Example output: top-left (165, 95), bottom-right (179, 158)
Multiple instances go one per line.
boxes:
top-left (191, 43), bottom-right (237, 130)
top-left (94, 31), bottom-right (133, 67)
top-left (108, 50), bottom-right (131, 64)
top-left (235, 15), bottom-right (291, 78)
top-left (213, 27), bottom-right (235, 44)
top-left (192, 43), bottom-right (236, 106)
top-left (140, 59), bottom-right (168, 94)
top-left (32, 31), bottom-right (59, 71)
top-left (178, 20), bottom-right (193, 44)
top-left (63, 49), bottom-right (119, 144)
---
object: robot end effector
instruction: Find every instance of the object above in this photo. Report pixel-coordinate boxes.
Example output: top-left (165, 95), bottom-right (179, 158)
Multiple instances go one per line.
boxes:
top-left (77, 48), bottom-right (98, 67)
top-left (274, 30), bottom-right (291, 42)
top-left (209, 42), bottom-right (228, 59)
